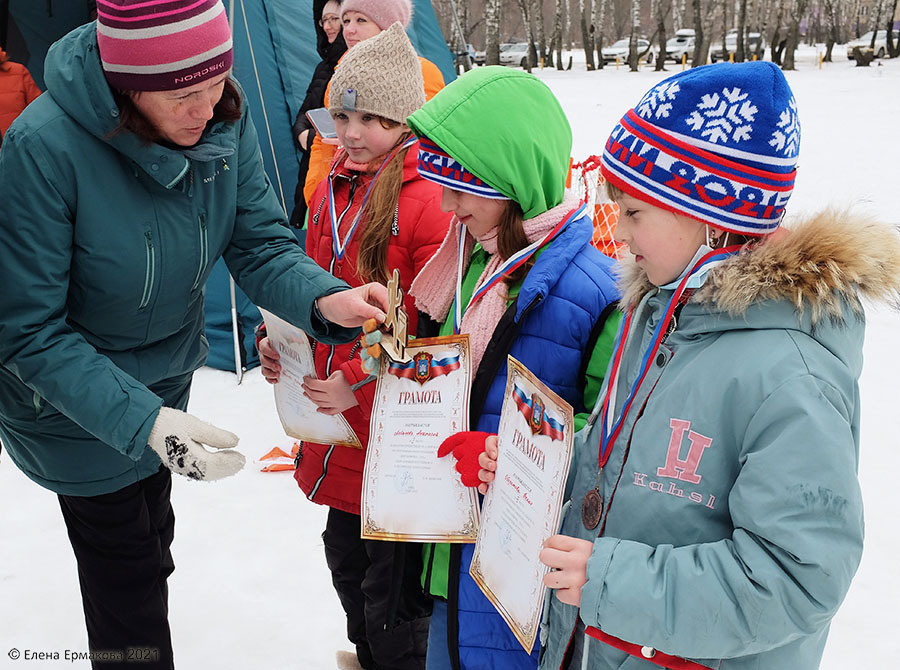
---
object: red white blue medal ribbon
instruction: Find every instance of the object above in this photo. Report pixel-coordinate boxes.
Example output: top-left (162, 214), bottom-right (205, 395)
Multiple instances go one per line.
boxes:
top-left (452, 204), bottom-right (585, 334)
top-left (328, 135), bottom-right (418, 262)
top-left (596, 245), bottom-right (741, 468)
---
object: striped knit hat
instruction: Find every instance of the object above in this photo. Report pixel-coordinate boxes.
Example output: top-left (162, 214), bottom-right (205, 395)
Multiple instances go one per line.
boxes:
top-left (601, 61), bottom-right (801, 236)
top-left (417, 137), bottom-right (508, 199)
top-left (96, 0), bottom-right (233, 92)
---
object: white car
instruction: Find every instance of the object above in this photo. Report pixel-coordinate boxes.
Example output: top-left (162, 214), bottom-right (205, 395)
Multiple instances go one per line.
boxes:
top-left (665, 29), bottom-right (695, 62)
top-left (601, 38), bottom-right (654, 64)
top-left (845, 30), bottom-right (900, 59)
top-left (710, 29), bottom-right (763, 62)
top-left (499, 42), bottom-right (533, 67)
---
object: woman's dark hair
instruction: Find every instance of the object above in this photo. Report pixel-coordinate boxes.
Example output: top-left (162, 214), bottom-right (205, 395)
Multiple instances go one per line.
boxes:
top-left (109, 77), bottom-right (242, 143)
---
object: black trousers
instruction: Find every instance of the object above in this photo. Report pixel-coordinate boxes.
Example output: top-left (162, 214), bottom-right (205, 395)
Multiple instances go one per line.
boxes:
top-left (323, 507), bottom-right (432, 670)
top-left (58, 467), bottom-right (175, 670)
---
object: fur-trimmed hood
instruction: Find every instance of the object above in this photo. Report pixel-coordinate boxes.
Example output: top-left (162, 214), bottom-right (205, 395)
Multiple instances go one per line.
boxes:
top-left (620, 209), bottom-right (900, 324)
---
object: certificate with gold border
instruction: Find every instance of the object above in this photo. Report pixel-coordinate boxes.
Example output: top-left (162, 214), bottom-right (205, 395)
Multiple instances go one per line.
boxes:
top-left (469, 356), bottom-right (574, 652)
top-left (361, 335), bottom-right (479, 542)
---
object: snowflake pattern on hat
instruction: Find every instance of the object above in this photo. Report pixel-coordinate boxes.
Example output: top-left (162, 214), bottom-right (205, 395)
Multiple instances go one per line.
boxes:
top-left (685, 87), bottom-right (758, 144)
top-left (770, 97), bottom-right (801, 157)
top-left (636, 82), bottom-right (680, 119)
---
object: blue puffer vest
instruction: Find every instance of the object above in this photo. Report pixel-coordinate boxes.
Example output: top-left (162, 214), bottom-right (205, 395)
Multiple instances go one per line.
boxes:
top-left (452, 212), bottom-right (620, 670)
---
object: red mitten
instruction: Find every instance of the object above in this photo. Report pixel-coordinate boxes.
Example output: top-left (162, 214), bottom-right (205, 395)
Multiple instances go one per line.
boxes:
top-left (437, 431), bottom-right (492, 487)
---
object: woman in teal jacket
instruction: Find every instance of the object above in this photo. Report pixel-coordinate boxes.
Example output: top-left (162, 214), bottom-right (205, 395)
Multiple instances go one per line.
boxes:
top-left (0, 3), bottom-right (385, 668)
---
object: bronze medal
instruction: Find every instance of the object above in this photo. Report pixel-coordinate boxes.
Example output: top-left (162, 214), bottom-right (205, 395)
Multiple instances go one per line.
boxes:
top-left (582, 488), bottom-right (603, 530)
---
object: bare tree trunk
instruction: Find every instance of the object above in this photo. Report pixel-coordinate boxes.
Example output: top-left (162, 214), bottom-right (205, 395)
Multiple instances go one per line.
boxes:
top-left (485, 0), bottom-right (501, 65)
top-left (823, 0), bottom-right (839, 61)
top-left (628, 0), bottom-right (641, 71)
top-left (782, 0), bottom-right (810, 69)
top-left (580, 0), bottom-right (596, 70)
top-left (720, 0), bottom-right (730, 61)
top-left (673, 0), bottom-right (686, 29)
top-left (692, 0), bottom-right (708, 66)
top-left (654, 0), bottom-right (670, 71)
top-left (736, 0), bottom-right (748, 61)
top-left (552, 0), bottom-right (564, 68)
top-left (870, 0), bottom-right (886, 50)
top-left (515, 0), bottom-right (534, 71)
top-left (770, 0), bottom-right (787, 65)
top-left (534, 0), bottom-right (547, 67)
top-left (888, 0), bottom-right (900, 57)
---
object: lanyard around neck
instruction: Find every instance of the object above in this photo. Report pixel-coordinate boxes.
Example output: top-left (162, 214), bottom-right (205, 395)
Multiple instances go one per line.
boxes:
top-left (327, 135), bottom-right (417, 262)
top-left (452, 204), bottom-right (585, 334)
top-left (596, 245), bottom-right (741, 469)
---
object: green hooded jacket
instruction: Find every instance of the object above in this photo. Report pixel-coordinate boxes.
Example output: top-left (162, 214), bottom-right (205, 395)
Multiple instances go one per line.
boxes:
top-left (0, 24), bottom-right (354, 496)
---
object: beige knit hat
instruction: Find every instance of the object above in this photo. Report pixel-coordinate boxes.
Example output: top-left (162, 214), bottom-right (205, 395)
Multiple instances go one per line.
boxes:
top-left (328, 22), bottom-right (425, 125)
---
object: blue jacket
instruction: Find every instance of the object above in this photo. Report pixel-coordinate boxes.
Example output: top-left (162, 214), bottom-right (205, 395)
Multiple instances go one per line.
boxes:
top-left (452, 210), bottom-right (620, 670)
top-left (0, 24), bottom-right (354, 496)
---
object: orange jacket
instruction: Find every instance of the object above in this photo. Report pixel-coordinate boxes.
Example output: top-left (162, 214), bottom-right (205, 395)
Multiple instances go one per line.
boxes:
top-left (0, 51), bottom-right (42, 139)
top-left (302, 55), bottom-right (444, 207)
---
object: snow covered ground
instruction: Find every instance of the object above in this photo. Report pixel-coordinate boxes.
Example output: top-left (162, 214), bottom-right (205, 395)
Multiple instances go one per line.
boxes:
top-left (2, 44), bottom-right (899, 669)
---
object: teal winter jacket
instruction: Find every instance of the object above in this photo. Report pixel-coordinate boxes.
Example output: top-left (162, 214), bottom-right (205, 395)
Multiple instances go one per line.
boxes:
top-left (0, 24), bottom-right (354, 496)
top-left (540, 212), bottom-right (900, 670)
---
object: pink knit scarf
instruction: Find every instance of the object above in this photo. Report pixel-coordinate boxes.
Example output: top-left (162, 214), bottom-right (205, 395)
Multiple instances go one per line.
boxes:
top-left (410, 192), bottom-right (581, 372)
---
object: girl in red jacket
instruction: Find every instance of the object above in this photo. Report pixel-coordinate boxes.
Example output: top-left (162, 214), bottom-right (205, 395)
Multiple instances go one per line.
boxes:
top-left (258, 24), bottom-right (450, 670)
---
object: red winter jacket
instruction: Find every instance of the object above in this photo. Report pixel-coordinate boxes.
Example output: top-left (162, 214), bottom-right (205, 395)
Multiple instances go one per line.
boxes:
top-left (294, 140), bottom-right (451, 514)
top-left (0, 50), bottom-right (42, 139)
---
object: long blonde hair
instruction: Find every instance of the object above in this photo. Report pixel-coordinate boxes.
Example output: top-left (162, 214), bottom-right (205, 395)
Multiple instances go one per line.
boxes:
top-left (354, 124), bottom-right (413, 284)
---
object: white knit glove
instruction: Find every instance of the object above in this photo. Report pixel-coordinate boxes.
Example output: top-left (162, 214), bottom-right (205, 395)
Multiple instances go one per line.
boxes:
top-left (148, 407), bottom-right (245, 481)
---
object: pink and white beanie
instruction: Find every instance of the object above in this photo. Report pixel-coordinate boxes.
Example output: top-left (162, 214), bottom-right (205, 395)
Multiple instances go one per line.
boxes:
top-left (601, 61), bottom-right (801, 236)
top-left (96, 0), bottom-right (233, 92)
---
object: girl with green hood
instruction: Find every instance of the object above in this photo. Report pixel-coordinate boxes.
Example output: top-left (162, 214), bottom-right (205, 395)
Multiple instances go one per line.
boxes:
top-left (398, 66), bottom-right (622, 670)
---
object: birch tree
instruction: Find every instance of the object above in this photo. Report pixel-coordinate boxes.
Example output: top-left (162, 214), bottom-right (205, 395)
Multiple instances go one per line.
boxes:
top-left (692, 0), bottom-right (709, 66)
top-left (552, 0), bottom-right (565, 68)
top-left (781, 0), bottom-right (810, 69)
top-left (628, 0), bottom-right (641, 71)
top-left (769, 0), bottom-right (788, 65)
top-left (485, 0), bottom-right (501, 65)
top-left (822, 0), bottom-right (840, 61)
top-left (653, 0), bottom-right (671, 71)
top-left (887, 0), bottom-right (899, 57)
top-left (736, 0), bottom-right (748, 61)
top-left (580, 0), bottom-right (596, 70)
top-left (593, 0), bottom-right (613, 69)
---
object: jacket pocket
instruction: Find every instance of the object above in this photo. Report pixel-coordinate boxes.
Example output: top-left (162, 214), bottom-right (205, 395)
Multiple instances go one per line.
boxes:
top-left (139, 230), bottom-right (156, 310)
top-left (191, 210), bottom-right (209, 291)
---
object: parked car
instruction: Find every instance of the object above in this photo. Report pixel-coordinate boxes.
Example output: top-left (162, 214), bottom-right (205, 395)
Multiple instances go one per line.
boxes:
top-left (665, 28), bottom-right (695, 62)
top-left (711, 29), bottom-right (763, 62)
top-left (845, 30), bottom-right (900, 59)
top-left (601, 38), bottom-right (655, 64)
top-left (499, 42), bottom-right (534, 67)
top-left (473, 47), bottom-right (486, 65)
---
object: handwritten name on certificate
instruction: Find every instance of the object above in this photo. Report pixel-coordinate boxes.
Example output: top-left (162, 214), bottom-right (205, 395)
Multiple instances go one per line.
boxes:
top-left (362, 335), bottom-right (479, 542)
top-left (259, 309), bottom-right (361, 448)
top-left (469, 356), bottom-right (574, 652)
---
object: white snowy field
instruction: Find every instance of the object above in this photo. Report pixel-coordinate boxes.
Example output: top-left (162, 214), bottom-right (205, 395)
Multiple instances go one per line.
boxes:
top-left (2, 44), bottom-right (899, 669)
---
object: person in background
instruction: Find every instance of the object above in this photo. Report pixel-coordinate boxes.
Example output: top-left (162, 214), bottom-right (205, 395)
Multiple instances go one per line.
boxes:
top-left (0, 44), bottom-right (42, 144)
top-left (288, 0), bottom-right (346, 229)
top-left (397, 66), bottom-right (621, 670)
top-left (0, 2), bottom-right (386, 668)
top-left (475, 62), bottom-right (898, 670)
top-left (258, 23), bottom-right (450, 670)
top-left (301, 0), bottom-right (445, 210)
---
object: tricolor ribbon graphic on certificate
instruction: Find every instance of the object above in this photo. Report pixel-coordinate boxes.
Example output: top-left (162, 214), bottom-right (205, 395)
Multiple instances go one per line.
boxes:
top-left (387, 351), bottom-right (461, 385)
top-left (512, 384), bottom-right (565, 442)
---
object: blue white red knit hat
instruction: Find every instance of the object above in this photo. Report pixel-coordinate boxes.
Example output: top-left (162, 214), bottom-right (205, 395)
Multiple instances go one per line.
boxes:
top-left (601, 61), bottom-right (800, 236)
top-left (96, 0), bottom-right (233, 92)
top-left (416, 137), bottom-right (509, 200)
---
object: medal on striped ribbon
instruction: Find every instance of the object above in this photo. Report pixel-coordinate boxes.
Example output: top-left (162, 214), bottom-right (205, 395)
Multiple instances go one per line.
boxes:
top-left (452, 204), bottom-right (586, 334)
top-left (328, 135), bottom-right (418, 262)
top-left (582, 245), bottom-right (741, 530)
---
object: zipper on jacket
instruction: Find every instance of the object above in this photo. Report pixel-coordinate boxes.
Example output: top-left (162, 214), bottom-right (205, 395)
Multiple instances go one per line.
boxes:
top-left (191, 211), bottom-right (209, 291)
top-left (139, 231), bottom-right (156, 310)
